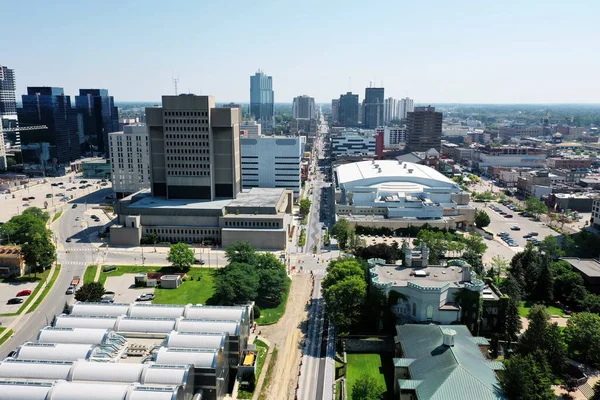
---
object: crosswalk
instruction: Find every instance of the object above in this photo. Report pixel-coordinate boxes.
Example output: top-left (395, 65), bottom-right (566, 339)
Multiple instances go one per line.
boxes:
top-left (64, 247), bottom-right (101, 252)
top-left (62, 261), bottom-right (88, 265)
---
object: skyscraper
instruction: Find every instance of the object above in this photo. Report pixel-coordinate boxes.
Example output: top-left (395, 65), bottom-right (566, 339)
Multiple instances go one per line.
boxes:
top-left (338, 92), bottom-right (359, 127)
top-left (146, 94), bottom-right (241, 200)
top-left (18, 87), bottom-right (80, 167)
top-left (398, 97), bottom-right (414, 120)
top-left (75, 89), bottom-right (119, 155)
top-left (384, 97), bottom-right (398, 124)
top-left (0, 66), bottom-right (17, 117)
top-left (292, 95), bottom-right (316, 119)
top-left (406, 106), bottom-right (442, 152)
top-left (363, 87), bottom-right (385, 129)
top-left (250, 71), bottom-right (274, 126)
top-left (331, 99), bottom-right (339, 124)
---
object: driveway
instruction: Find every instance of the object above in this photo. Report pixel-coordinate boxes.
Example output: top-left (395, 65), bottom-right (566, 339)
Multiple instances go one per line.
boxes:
top-left (104, 275), bottom-right (154, 303)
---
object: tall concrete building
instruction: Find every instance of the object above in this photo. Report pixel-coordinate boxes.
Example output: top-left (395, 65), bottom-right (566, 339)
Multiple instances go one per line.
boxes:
top-left (292, 95), bottom-right (316, 119)
top-left (363, 87), bottom-right (385, 129)
top-left (384, 97), bottom-right (398, 124)
top-left (241, 136), bottom-right (304, 197)
top-left (221, 102), bottom-right (243, 125)
top-left (249, 71), bottom-right (274, 126)
top-left (147, 95), bottom-right (241, 200)
top-left (398, 97), bottom-right (414, 120)
top-left (0, 65), bottom-right (18, 146)
top-left (74, 89), bottom-right (119, 156)
top-left (406, 106), bottom-right (443, 152)
top-left (338, 92), bottom-right (359, 127)
top-left (108, 125), bottom-right (150, 199)
top-left (331, 99), bottom-right (339, 124)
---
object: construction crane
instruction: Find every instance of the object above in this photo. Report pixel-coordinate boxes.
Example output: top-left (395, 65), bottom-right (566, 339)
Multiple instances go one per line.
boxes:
top-left (2, 125), bottom-right (48, 133)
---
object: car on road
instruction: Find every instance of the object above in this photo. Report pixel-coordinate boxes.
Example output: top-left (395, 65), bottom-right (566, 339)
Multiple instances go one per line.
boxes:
top-left (91, 215), bottom-right (98, 219)
top-left (72, 204), bottom-right (77, 209)
top-left (523, 234), bottom-right (532, 238)
top-left (23, 203), bottom-right (30, 207)
top-left (136, 293), bottom-right (155, 302)
top-left (65, 238), bottom-right (72, 243)
top-left (510, 226), bottom-right (520, 230)
top-left (51, 183), bottom-right (60, 187)
top-left (7, 297), bottom-right (24, 304)
top-left (22, 197), bottom-right (29, 201)
top-left (100, 294), bottom-right (115, 303)
top-left (194, 258), bottom-right (205, 265)
top-left (509, 242), bottom-right (519, 247)
top-left (16, 289), bottom-right (32, 296)
top-left (79, 186), bottom-right (86, 189)
top-left (498, 232), bottom-right (508, 236)
top-left (29, 197), bottom-right (35, 200)
top-left (504, 214), bottom-right (513, 218)
top-left (104, 290), bottom-right (115, 295)
top-left (65, 286), bottom-right (75, 295)
top-left (529, 232), bottom-right (539, 236)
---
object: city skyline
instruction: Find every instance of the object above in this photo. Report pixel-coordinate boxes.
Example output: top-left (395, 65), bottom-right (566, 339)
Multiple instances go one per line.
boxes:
top-left (3, 0), bottom-right (600, 103)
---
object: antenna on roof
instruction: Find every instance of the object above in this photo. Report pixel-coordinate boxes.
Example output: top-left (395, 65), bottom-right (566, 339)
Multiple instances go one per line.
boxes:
top-left (172, 74), bottom-right (179, 96)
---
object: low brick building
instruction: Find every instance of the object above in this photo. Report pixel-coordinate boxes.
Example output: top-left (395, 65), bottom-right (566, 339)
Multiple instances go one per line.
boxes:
top-left (0, 246), bottom-right (26, 278)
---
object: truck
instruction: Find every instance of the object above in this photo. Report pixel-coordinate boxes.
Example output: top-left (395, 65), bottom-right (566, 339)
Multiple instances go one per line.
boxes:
top-left (70, 276), bottom-right (80, 287)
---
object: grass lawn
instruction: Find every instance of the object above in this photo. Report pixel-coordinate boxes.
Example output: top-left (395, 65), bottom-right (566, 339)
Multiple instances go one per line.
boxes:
top-left (346, 353), bottom-right (394, 400)
top-left (256, 278), bottom-right (291, 325)
top-left (83, 265), bottom-right (98, 284)
top-left (258, 346), bottom-right (278, 400)
top-left (237, 339), bottom-right (269, 399)
top-left (0, 268), bottom-right (53, 316)
top-left (153, 269), bottom-right (215, 305)
top-left (518, 301), bottom-right (564, 318)
top-left (0, 328), bottom-right (14, 348)
top-left (52, 211), bottom-right (62, 222)
top-left (28, 264), bottom-right (62, 313)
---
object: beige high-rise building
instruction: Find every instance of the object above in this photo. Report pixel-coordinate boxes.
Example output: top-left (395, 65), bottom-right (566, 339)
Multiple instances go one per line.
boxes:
top-left (108, 125), bottom-right (150, 198)
top-left (146, 95), bottom-right (241, 200)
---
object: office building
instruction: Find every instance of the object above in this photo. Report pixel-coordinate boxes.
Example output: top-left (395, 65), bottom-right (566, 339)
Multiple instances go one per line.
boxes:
top-left (398, 97), bottom-right (414, 119)
top-left (331, 99), bottom-right (339, 123)
top-left (363, 87), bottom-right (384, 129)
top-left (476, 145), bottom-right (547, 170)
top-left (18, 87), bottom-right (80, 173)
top-left (221, 102), bottom-right (243, 125)
top-left (249, 71), bottom-right (274, 126)
top-left (376, 126), bottom-right (407, 148)
top-left (338, 92), bottom-right (359, 127)
top-left (241, 136), bottom-right (303, 197)
top-left (406, 106), bottom-right (442, 152)
top-left (547, 156), bottom-right (592, 169)
top-left (108, 125), bottom-right (151, 199)
top-left (74, 89), bottom-right (119, 156)
top-left (383, 97), bottom-right (397, 124)
top-left (292, 95), bottom-right (316, 119)
top-left (110, 94), bottom-right (293, 250)
top-left (331, 131), bottom-right (376, 157)
top-left (0, 65), bottom-right (17, 117)
top-left (240, 120), bottom-right (261, 137)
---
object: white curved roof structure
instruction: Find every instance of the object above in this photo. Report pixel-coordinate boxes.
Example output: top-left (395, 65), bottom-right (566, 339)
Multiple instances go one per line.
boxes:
top-left (336, 160), bottom-right (458, 190)
top-left (70, 302), bottom-right (131, 317)
top-left (0, 380), bottom-right (53, 399)
top-left (129, 304), bottom-right (187, 319)
top-left (141, 364), bottom-right (194, 389)
top-left (154, 347), bottom-right (218, 368)
top-left (14, 343), bottom-right (96, 362)
top-left (0, 359), bottom-right (73, 380)
top-left (36, 327), bottom-right (112, 345)
top-left (53, 315), bottom-right (119, 330)
top-left (184, 306), bottom-right (246, 322)
top-left (48, 381), bottom-right (131, 400)
top-left (126, 385), bottom-right (185, 400)
top-left (177, 319), bottom-right (240, 336)
top-left (115, 317), bottom-right (179, 334)
top-left (70, 361), bottom-right (145, 383)
top-left (165, 331), bottom-right (227, 350)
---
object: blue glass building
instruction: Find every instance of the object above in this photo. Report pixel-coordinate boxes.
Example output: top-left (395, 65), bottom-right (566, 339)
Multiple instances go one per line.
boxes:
top-left (75, 89), bottom-right (119, 156)
top-left (249, 71), bottom-right (274, 126)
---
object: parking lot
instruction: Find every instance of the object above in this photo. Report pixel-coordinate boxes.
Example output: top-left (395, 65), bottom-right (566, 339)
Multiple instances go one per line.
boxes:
top-left (104, 275), bottom-right (154, 304)
top-left (0, 177), bottom-right (111, 222)
top-left (0, 280), bottom-right (39, 314)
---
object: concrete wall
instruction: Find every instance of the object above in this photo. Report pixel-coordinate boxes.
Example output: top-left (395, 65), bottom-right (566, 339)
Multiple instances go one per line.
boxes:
top-left (221, 228), bottom-right (287, 250)
top-left (341, 337), bottom-right (394, 353)
top-left (110, 225), bottom-right (142, 246)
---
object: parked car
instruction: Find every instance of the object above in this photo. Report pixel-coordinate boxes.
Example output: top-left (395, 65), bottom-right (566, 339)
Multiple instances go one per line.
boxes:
top-left (29, 197), bottom-right (35, 200)
top-left (65, 238), bottom-right (72, 243)
top-left (529, 232), bottom-right (539, 236)
top-left (65, 286), bottom-right (75, 295)
top-left (16, 289), bottom-right (32, 297)
top-left (104, 290), bottom-right (115, 295)
top-left (498, 232), bottom-right (508, 236)
top-left (136, 293), bottom-right (155, 302)
top-left (23, 203), bottom-right (30, 207)
top-left (195, 258), bottom-right (205, 265)
top-left (90, 215), bottom-right (98, 219)
top-left (504, 214), bottom-right (513, 218)
top-left (72, 204), bottom-right (78, 208)
top-left (510, 226), bottom-right (521, 231)
top-left (21, 197), bottom-right (29, 201)
top-left (509, 242), bottom-right (519, 247)
top-left (100, 295), bottom-right (115, 303)
top-left (7, 297), bottom-right (24, 304)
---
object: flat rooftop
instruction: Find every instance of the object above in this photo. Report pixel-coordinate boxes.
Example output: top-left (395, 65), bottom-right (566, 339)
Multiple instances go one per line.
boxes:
top-left (562, 258), bottom-right (600, 278)
top-left (336, 160), bottom-right (456, 187)
top-left (227, 188), bottom-right (285, 208)
top-left (128, 196), bottom-right (231, 210)
top-left (374, 265), bottom-right (465, 287)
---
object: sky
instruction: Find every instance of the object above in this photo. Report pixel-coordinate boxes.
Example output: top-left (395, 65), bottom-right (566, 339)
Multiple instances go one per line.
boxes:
top-left (3, 0), bottom-right (600, 104)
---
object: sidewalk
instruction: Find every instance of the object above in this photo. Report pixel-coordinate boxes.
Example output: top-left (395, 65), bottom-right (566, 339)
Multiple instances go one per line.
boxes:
top-left (0, 262), bottom-right (59, 347)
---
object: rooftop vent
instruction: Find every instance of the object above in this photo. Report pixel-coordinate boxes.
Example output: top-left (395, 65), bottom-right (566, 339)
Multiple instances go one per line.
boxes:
top-left (408, 169), bottom-right (413, 174)
top-left (442, 329), bottom-right (457, 347)
top-left (378, 168), bottom-right (382, 173)
top-left (403, 163), bottom-right (407, 168)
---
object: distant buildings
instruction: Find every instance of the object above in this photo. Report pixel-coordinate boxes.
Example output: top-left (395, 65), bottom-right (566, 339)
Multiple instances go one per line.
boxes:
top-left (221, 102), bottom-right (243, 125)
top-left (383, 97), bottom-right (397, 124)
top-left (363, 87), bottom-right (384, 129)
top-left (406, 106), bottom-right (442, 152)
top-left (338, 92), bottom-right (359, 127)
top-left (74, 89), bottom-right (119, 156)
top-left (0, 246), bottom-right (26, 278)
top-left (547, 156), bottom-right (592, 169)
top-left (18, 87), bottom-right (80, 174)
top-left (240, 120), bottom-right (261, 137)
top-left (476, 145), bottom-right (547, 170)
top-left (398, 97), bottom-right (414, 119)
top-left (292, 95), bottom-right (315, 119)
top-left (249, 71), bottom-right (274, 126)
top-left (331, 131), bottom-right (376, 157)
top-left (241, 136), bottom-right (304, 197)
top-left (331, 99), bottom-right (339, 124)
top-left (376, 126), bottom-right (407, 149)
top-left (0, 65), bottom-right (18, 146)
top-left (108, 125), bottom-right (150, 199)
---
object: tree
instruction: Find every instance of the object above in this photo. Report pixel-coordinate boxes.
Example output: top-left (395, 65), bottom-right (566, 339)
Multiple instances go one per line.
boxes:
top-left (504, 298), bottom-right (522, 347)
top-left (462, 233), bottom-right (487, 255)
top-left (490, 256), bottom-right (509, 280)
top-left (322, 260), bottom-right (365, 289)
top-left (225, 241), bottom-right (257, 265)
top-left (554, 272), bottom-right (587, 307)
top-left (525, 196), bottom-right (547, 219)
top-left (501, 353), bottom-right (555, 400)
top-left (22, 207), bottom-right (50, 223)
top-left (463, 250), bottom-right (485, 276)
top-left (351, 374), bottom-right (384, 400)
top-left (214, 262), bottom-right (260, 304)
top-left (299, 198), bottom-right (312, 215)
top-left (475, 209), bottom-right (491, 228)
top-left (75, 282), bottom-right (106, 302)
top-left (564, 312), bottom-right (600, 368)
top-left (355, 243), bottom-right (401, 263)
top-left (501, 274), bottom-right (523, 303)
top-left (22, 232), bottom-right (56, 274)
top-left (539, 235), bottom-right (565, 260)
top-left (590, 381), bottom-right (600, 400)
top-left (1, 212), bottom-right (49, 244)
top-left (167, 242), bottom-right (194, 270)
top-left (331, 219), bottom-right (351, 249)
top-left (255, 252), bottom-right (288, 304)
top-left (416, 230), bottom-right (453, 264)
top-left (534, 261), bottom-right (554, 305)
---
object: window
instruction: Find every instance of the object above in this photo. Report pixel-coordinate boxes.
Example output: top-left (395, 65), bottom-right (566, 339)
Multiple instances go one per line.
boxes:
top-left (412, 303), bottom-right (417, 317)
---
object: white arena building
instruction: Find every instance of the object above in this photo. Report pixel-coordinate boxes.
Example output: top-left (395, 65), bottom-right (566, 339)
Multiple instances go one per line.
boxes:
top-left (334, 160), bottom-right (475, 230)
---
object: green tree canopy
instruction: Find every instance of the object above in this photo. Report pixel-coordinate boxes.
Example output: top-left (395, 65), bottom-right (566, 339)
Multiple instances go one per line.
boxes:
top-left (462, 232), bottom-right (487, 255)
top-left (22, 207), bottom-right (50, 223)
top-left (75, 282), bottom-right (106, 303)
top-left (351, 374), bottom-right (384, 400)
top-left (524, 197), bottom-right (547, 219)
top-left (167, 242), bottom-right (195, 270)
top-left (225, 241), bottom-right (258, 265)
top-left (500, 353), bottom-right (555, 400)
top-left (255, 252), bottom-right (288, 304)
top-left (331, 219), bottom-right (351, 249)
top-left (564, 312), bottom-right (600, 368)
top-left (0, 212), bottom-right (49, 244)
top-left (299, 198), bottom-right (311, 215)
top-left (22, 232), bottom-right (56, 274)
top-left (323, 274), bottom-right (366, 334)
top-left (475, 209), bottom-right (491, 228)
top-left (214, 262), bottom-right (260, 305)
top-left (539, 235), bottom-right (564, 260)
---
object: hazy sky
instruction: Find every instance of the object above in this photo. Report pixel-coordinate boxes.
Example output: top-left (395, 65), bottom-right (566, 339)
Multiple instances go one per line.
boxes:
top-left (4, 0), bottom-right (599, 103)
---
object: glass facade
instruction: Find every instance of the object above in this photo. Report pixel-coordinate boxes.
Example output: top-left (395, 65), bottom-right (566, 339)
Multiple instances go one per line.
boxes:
top-left (249, 72), bottom-right (274, 125)
top-left (75, 89), bottom-right (119, 156)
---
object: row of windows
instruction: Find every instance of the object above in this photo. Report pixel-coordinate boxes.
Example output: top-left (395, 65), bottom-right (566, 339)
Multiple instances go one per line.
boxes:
top-left (166, 141), bottom-right (209, 148)
top-left (167, 156), bottom-right (209, 161)
top-left (167, 163), bottom-right (210, 169)
top-left (167, 170), bottom-right (210, 176)
top-left (224, 220), bottom-right (280, 228)
top-left (167, 134), bottom-right (209, 140)
top-left (165, 118), bottom-right (208, 125)
top-left (166, 148), bottom-right (209, 154)
top-left (166, 126), bottom-right (208, 132)
top-left (164, 111), bottom-right (208, 117)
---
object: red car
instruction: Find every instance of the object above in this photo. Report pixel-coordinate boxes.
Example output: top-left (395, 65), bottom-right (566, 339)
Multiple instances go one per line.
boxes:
top-left (16, 289), bottom-right (32, 297)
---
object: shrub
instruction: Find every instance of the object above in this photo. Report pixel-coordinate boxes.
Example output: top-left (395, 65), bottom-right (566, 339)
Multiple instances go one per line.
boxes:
top-left (103, 265), bottom-right (117, 272)
top-left (253, 305), bottom-right (262, 319)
